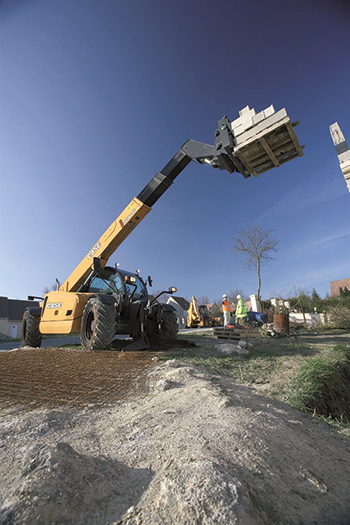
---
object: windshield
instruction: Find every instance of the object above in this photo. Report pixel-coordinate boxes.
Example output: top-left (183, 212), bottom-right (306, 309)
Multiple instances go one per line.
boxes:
top-left (88, 269), bottom-right (124, 294)
top-left (118, 270), bottom-right (148, 301)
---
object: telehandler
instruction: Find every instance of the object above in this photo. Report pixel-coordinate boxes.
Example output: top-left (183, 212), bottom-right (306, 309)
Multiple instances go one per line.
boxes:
top-left (21, 104), bottom-right (303, 351)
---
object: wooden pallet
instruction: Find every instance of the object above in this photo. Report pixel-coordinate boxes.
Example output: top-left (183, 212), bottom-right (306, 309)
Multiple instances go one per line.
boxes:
top-left (213, 327), bottom-right (241, 341)
top-left (214, 327), bottom-right (262, 340)
top-left (234, 113), bottom-right (304, 178)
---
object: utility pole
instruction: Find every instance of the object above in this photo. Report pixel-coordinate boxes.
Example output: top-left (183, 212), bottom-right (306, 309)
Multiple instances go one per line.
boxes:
top-left (329, 122), bottom-right (350, 192)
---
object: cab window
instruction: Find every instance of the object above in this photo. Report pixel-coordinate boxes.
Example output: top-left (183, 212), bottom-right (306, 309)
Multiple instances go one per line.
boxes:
top-left (88, 272), bottom-right (124, 294)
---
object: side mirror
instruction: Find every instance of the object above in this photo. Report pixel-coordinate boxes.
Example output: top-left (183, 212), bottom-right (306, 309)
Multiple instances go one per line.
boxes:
top-left (148, 276), bottom-right (153, 287)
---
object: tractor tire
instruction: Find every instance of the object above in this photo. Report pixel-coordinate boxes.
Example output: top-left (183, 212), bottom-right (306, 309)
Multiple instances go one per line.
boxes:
top-left (204, 318), bottom-right (210, 328)
top-left (161, 311), bottom-right (178, 339)
top-left (21, 309), bottom-right (42, 348)
top-left (81, 298), bottom-right (116, 351)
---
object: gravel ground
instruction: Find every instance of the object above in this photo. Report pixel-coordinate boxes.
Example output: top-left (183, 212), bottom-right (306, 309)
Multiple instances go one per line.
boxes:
top-left (1, 346), bottom-right (350, 524)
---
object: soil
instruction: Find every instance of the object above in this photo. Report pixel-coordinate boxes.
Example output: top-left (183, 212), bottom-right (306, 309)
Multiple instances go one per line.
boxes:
top-left (1, 336), bottom-right (350, 524)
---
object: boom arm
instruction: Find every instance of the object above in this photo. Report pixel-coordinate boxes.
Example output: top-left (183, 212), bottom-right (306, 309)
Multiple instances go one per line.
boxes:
top-left (60, 107), bottom-right (304, 293)
top-left (60, 142), bottom-right (213, 293)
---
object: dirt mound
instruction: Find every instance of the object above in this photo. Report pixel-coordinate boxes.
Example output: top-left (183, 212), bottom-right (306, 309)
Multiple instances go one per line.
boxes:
top-left (1, 442), bottom-right (151, 524)
top-left (1, 358), bottom-right (350, 524)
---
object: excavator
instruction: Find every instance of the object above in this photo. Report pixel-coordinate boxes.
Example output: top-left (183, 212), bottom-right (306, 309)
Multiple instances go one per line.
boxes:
top-left (21, 104), bottom-right (304, 351)
top-left (186, 297), bottom-right (223, 328)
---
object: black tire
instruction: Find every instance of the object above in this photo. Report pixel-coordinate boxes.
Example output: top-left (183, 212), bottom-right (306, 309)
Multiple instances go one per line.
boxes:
top-left (81, 298), bottom-right (116, 350)
top-left (161, 311), bottom-right (178, 339)
top-left (203, 317), bottom-right (210, 328)
top-left (21, 309), bottom-right (42, 348)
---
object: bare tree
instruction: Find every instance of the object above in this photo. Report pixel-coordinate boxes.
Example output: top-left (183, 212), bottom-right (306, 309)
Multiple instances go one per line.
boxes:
top-left (232, 225), bottom-right (279, 302)
top-left (150, 289), bottom-right (170, 304)
top-left (197, 295), bottom-right (210, 305)
top-left (42, 282), bottom-right (59, 295)
top-left (227, 289), bottom-right (247, 304)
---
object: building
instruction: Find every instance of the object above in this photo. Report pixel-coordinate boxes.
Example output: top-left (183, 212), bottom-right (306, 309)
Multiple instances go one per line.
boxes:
top-left (166, 296), bottom-right (190, 329)
top-left (330, 278), bottom-right (350, 297)
top-left (329, 122), bottom-right (350, 192)
top-left (205, 302), bottom-right (221, 316)
top-left (0, 297), bottom-right (39, 339)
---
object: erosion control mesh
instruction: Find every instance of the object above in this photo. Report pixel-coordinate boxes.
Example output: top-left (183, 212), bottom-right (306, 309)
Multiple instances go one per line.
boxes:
top-left (0, 348), bottom-right (157, 412)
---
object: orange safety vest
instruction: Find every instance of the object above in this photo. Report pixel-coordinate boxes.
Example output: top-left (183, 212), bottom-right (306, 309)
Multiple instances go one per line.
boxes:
top-left (222, 300), bottom-right (230, 312)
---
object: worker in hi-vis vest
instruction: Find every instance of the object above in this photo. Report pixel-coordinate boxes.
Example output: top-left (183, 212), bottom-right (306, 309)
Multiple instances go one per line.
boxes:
top-left (222, 294), bottom-right (231, 326)
top-left (235, 295), bottom-right (247, 326)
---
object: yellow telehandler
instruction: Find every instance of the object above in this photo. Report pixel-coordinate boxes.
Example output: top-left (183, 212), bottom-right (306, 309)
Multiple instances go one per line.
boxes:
top-left (21, 105), bottom-right (303, 351)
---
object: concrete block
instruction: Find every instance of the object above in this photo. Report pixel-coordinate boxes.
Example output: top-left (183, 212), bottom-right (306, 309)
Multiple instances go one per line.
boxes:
top-left (252, 111), bottom-right (265, 126)
top-left (264, 104), bottom-right (275, 118)
top-left (239, 105), bottom-right (251, 116)
top-left (232, 123), bottom-right (244, 137)
top-left (339, 150), bottom-right (350, 163)
top-left (231, 107), bottom-right (256, 128)
top-left (250, 294), bottom-right (262, 312)
top-left (241, 117), bottom-right (254, 131)
top-left (234, 109), bottom-right (287, 145)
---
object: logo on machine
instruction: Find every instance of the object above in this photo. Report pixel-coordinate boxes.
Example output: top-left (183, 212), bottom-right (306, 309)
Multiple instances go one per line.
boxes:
top-left (87, 241), bottom-right (101, 259)
top-left (123, 208), bottom-right (137, 225)
top-left (46, 302), bottom-right (62, 309)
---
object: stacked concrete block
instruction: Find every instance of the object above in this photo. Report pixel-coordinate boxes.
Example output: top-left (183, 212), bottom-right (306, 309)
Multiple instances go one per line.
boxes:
top-left (329, 122), bottom-right (350, 192)
top-left (231, 104), bottom-right (278, 143)
top-left (231, 105), bottom-right (256, 138)
top-left (230, 104), bottom-right (304, 177)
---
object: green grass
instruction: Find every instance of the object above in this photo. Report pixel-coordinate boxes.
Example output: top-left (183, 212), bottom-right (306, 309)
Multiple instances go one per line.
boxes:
top-left (283, 347), bottom-right (350, 423)
top-left (160, 338), bottom-right (350, 426)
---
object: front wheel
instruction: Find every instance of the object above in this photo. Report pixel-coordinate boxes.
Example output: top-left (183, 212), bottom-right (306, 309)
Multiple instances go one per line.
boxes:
top-left (81, 299), bottom-right (116, 350)
top-left (21, 310), bottom-right (42, 348)
top-left (161, 311), bottom-right (178, 339)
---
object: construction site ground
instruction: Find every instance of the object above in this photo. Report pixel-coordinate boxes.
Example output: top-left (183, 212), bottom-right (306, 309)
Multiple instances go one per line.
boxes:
top-left (1, 330), bottom-right (350, 524)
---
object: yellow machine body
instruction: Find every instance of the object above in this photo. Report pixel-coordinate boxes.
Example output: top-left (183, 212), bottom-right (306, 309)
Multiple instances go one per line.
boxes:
top-left (22, 106), bottom-right (303, 350)
top-left (187, 297), bottom-right (223, 328)
top-left (36, 197), bottom-right (151, 335)
top-left (36, 197), bottom-right (151, 334)
top-left (39, 291), bottom-right (92, 334)
top-left (60, 197), bottom-right (151, 294)
top-left (187, 296), bottom-right (201, 328)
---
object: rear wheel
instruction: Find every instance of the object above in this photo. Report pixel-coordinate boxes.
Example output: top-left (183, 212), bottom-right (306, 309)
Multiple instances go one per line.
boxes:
top-left (81, 299), bottom-right (116, 350)
top-left (21, 310), bottom-right (42, 348)
top-left (161, 311), bottom-right (178, 339)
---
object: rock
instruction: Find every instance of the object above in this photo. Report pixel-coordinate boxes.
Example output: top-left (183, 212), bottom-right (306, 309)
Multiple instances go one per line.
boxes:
top-left (215, 343), bottom-right (249, 355)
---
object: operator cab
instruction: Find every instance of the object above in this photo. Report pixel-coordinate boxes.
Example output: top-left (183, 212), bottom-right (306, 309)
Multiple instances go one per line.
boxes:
top-left (118, 269), bottom-right (148, 301)
top-left (86, 266), bottom-right (148, 302)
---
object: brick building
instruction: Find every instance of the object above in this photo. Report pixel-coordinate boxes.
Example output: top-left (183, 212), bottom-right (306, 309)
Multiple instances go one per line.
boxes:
top-left (330, 278), bottom-right (350, 297)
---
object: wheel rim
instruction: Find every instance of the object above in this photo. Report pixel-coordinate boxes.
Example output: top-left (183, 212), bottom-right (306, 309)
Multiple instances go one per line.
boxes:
top-left (22, 319), bottom-right (27, 341)
top-left (85, 311), bottom-right (95, 341)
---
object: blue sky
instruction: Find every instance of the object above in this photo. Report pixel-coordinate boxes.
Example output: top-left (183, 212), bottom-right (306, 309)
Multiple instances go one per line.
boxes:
top-left (1, 0), bottom-right (349, 303)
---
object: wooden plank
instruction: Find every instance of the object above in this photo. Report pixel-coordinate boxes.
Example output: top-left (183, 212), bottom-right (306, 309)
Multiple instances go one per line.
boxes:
top-left (259, 136), bottom-right (280, 167)
top-left (236, 136), bottom-right (292, 165)
top-left (285, 121), bottom-right (304, 156)
top-left (234, 149), bottom-right (259, 178)
top-left (234, 116), bottom-right (291, 151)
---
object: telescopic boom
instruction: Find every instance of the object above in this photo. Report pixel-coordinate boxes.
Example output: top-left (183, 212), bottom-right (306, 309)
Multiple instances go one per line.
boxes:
top-left (60, 105), bottom-right (303, 293)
